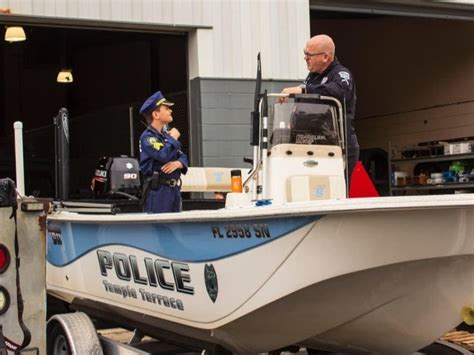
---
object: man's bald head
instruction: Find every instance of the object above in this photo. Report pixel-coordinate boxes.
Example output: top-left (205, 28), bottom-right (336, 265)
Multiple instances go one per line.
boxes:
top-left (304, 34), bottom-right (336, 74)
top-left (307, 34), bottom-right (335, 59)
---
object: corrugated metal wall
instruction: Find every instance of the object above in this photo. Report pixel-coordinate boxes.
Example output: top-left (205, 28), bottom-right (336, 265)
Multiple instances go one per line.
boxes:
top-left (0, 0), bottom-right (210, 26)
top-left (189, 0), bottom-right (309, 79)
top-left (190, 78), bottom-right (299, 167)
top-left (0, 0), bottom-right (310, 80)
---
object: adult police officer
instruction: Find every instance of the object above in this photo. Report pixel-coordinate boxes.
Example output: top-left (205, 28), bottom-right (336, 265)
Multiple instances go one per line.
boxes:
top-left (282, 34), bottom-right (359, 182)
top-left (139, 91), bottom-right (188, 213)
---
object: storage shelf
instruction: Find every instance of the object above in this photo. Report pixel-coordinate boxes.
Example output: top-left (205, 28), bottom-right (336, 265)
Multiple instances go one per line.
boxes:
top-left (391, 153), bottom-right (474, 164)
top-left (391, 182), bottom-right (474, 191)
top-left (389, 141), bottom-right (474, 196)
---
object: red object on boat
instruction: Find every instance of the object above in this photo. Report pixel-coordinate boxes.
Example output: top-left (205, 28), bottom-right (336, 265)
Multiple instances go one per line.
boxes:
top-left (349, 161), bottom-right (379, 198)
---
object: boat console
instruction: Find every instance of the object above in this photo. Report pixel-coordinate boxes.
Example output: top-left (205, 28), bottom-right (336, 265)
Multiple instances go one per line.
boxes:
top-left (224, 94), bottom-right (348, 207)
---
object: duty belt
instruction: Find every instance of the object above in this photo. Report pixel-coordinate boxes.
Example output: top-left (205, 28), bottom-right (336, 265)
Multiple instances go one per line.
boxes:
top-left (159, 177), bottom-right (182, 188)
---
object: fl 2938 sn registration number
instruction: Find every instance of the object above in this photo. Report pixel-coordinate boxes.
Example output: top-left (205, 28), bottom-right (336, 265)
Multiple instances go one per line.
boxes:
top-left (211, 224), bottom-right (271, 239)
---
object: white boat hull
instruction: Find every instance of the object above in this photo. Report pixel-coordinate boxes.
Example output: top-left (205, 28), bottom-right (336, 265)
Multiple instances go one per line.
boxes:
top-left (46, 194), bottom-right (474, 353)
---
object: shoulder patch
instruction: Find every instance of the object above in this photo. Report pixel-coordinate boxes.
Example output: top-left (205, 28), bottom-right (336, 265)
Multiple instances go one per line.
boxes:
top-left (338, 71), bottom-right (350, 85)
top-left (147, 136), bottom-right (164, 151)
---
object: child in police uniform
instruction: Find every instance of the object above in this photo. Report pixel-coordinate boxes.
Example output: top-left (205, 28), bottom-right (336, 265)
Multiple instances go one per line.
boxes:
top-left (139, 91), bottom-right (188, 213)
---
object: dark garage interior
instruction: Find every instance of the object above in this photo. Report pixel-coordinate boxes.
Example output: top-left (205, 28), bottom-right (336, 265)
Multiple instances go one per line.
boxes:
top-left (0, 24), bottom-right (188, 198)
top-left (310, 10), bottom-right (474, 195)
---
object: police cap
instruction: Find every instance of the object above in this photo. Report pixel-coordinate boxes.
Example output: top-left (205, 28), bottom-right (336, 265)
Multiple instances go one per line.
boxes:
top-left (139, 91), bottom-right (174, 116)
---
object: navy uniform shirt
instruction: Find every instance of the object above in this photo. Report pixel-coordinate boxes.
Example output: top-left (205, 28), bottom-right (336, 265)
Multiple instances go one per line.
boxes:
top-left (303, 59), bottom-right (358, 149)
top-left (139, 126), bottom-right (188, 179)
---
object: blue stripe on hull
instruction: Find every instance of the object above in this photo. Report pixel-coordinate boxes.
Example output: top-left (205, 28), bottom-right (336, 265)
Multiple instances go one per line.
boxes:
top-left (47, 216), bottom-right (319, 266)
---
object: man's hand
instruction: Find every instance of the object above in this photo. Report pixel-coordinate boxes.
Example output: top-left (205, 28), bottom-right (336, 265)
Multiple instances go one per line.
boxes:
top-left (278, 86), bottom-right (303, 103)
top-left (168, 127), bottom-right (181, 140)
top-left (161, 161), bottom-right (183, 174)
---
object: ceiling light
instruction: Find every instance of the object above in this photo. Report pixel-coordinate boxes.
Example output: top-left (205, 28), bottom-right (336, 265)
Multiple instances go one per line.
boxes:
top-left (57, 69), bottom-right (74, 84)
top-left (5, 26), bottom-right (26, 42)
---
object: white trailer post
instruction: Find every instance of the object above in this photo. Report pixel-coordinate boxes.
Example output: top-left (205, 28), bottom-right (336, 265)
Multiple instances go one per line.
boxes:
top-left (13, 122), bottom-right (25, 197)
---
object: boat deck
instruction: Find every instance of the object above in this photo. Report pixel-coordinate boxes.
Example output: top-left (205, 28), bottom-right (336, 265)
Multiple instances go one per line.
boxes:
top-left (49, 193), bottom-right (474, 223)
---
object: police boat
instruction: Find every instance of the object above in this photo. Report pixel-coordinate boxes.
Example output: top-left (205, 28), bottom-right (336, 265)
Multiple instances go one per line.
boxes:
top-left (46, 91), bottom-right (474, 354)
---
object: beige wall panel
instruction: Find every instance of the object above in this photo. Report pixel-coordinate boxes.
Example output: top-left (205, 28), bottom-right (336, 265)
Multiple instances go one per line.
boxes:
top-left (173, 0), bottom-right (192, 25)
top-left (32, 0), bottom-right (45, 15)
top-left (200, 0), bottom-right (212, 25)
top-left (269, 1), bottom-right (283, 78)
top-left (77, 0), bottom-right (98, 19)
top-left (357, 102), bottom-right (474, 149)
top-left (44, 0), bottom-right (55, 16)
top-left (56, 0), bottom-right (67, 16)
top-left (286, 2), bottom-right (299, 79)
top-left (65, 0), bottom-right (79, 18)
top-left (190, 0), bottom-right (203, 26)
top-left (19, 0), bottom-right (32, 13)
top-left (258, 0), bottom-right (272, 78)
top-left (3, 0), bottom-right (21, 12)
top-left (240, 0), bottom-right (253, 77)
top-left (141, 0), bottom-right (153, 22)
top-left (195, 0), bottom-right (309, 79)
top-left (161, 0), bottom-right (175, 23)
top-left (210, 0), bottom-right (224, 76)
top-left (109, 0), bottom-right (127, 21)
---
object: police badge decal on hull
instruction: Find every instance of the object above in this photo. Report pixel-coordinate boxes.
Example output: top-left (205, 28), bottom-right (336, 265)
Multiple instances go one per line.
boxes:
top-left (204, 264), bottom-right (218, 303)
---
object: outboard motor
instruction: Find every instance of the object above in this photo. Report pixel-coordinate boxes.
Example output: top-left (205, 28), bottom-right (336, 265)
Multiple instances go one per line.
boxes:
top-left (93, 156), bottom-right (141, 199)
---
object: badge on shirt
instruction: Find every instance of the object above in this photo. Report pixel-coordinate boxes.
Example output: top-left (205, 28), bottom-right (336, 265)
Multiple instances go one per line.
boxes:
top-left (147, 137), bottom-right (164, 151)
top-left (338, 71), bottom-right (350, 85)
top-left (321, 77), bottom-right (328, 84)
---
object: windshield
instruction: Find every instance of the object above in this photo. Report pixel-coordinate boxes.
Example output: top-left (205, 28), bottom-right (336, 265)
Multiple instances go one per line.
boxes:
top-left (268, 98), bottom-right (341, 149)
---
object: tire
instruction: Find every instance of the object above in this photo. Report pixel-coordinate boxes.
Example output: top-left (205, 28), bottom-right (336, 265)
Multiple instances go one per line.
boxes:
top-left (47, 321), bottom-right (71, 355)
top-left (47, 312), bottom-right (103, 355)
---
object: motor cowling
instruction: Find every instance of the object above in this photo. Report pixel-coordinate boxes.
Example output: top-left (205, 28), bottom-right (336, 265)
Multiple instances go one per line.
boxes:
top-left (93, 156), bottom-right (141, 199)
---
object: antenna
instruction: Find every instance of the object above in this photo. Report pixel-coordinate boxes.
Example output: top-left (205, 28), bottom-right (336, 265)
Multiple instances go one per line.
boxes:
top-left (250, 53), bottom-right (261, 147)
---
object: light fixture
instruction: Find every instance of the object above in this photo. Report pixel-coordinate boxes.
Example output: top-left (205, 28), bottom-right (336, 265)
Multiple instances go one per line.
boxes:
top-left (57, 69), bottom-right (73, 83)
top-left (0, 286), bottom-right (10, 315)
top-left (0, 244), bottom-right (10, 274)
top-left (57, 32), bottom-right (74, 84)
top-left (4, 26), bottom-right (26, 42)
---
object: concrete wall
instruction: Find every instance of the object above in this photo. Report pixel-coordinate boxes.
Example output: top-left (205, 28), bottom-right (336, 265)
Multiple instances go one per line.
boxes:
top-left (190, 78), bottom-right (300, 167)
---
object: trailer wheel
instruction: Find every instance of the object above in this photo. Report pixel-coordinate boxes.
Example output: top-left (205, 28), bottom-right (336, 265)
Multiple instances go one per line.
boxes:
top-left (47, 321), bottom-right (71, 355)
top-left (47, 312), bottom-right (103, 355)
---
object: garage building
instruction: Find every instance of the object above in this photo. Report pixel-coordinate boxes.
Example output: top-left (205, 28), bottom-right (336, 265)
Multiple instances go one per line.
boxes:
top-left (0, 0), bottom-right (473, 197)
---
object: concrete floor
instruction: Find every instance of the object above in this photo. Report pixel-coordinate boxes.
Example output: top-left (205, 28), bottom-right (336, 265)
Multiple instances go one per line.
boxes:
top-left (98, 328), bottom-right (474, 355)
